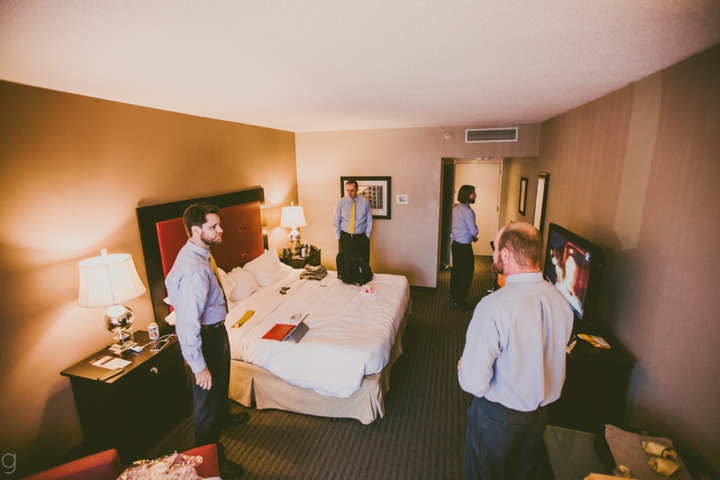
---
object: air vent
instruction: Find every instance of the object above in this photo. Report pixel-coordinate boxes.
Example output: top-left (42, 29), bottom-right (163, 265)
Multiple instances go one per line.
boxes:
top-left (465, 127), bottom-right (518, 143)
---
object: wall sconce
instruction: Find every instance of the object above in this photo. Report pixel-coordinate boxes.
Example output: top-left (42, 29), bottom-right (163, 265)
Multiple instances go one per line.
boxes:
top-left (280, 203), bottom-right (307, 255)
top-left (78, 249), bottom-right (146, 354)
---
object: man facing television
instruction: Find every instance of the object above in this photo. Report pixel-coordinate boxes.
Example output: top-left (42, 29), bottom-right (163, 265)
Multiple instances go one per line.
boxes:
top-left (458, 222), bottom-right (573, 479)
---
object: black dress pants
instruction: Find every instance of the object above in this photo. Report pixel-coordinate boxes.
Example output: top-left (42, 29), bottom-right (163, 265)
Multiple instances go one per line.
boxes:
top-left (339, 231), bottom-right (370, 263)
top-left (450, 240), bottom-right (474, 303)
top-left (464, 396), bottom-right (547, 480)
top-left (193, 325), bottom-right (231, 457)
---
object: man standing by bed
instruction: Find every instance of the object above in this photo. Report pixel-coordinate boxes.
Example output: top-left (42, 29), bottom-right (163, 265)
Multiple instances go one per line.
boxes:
top-left (333, 179), bottom-right (373, 263)
top-left (165, 202), bottom-right (248, 479)
top-left (457, 222), bottom-right (573, 480)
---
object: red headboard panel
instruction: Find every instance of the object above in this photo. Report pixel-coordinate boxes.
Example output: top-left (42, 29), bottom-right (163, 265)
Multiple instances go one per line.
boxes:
top-left (136, 188), bottom-right (267, 332)
top-left (156, 201), bottom-right (265, 277)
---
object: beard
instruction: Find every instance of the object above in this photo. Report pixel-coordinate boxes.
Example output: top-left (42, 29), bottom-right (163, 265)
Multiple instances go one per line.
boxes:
top-left (468, 198), bottom-right (475, 204)
top-left (201, 231), bottom-right (222, 246)
top-left (493, 257), bottom-right (504, 275)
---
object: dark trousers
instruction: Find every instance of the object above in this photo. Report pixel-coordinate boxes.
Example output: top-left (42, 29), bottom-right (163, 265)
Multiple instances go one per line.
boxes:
top-left (194, 325), bottom-right (231, 459)
top-left (464, 396), bottom-right (548, 480)
top-left (339, 231), bottom-right (370, 263)
top-left (450, 241), bottom-right (475, 303)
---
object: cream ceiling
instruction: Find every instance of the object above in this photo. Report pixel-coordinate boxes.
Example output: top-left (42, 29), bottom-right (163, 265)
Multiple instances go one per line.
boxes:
top-left (1, 1), bottom-right (719, 132)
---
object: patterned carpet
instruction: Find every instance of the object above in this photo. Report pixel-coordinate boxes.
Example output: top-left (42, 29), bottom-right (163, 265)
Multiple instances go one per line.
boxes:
top-left (148, 256), bottom-right (497, 479)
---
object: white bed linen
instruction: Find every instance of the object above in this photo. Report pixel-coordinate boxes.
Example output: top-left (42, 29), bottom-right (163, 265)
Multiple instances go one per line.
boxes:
top-left (225, 270), bottom-right (410, 398)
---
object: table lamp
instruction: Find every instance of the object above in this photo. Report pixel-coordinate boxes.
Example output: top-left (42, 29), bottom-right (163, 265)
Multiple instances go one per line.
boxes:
top-left (280, 203), bottom-right (307, 255)
top-left (78, 249), bottom-right (147, 354)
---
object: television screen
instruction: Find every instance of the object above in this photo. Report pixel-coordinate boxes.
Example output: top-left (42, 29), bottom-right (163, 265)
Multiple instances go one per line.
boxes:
top-left (543, 224), bottom-right (604, 322)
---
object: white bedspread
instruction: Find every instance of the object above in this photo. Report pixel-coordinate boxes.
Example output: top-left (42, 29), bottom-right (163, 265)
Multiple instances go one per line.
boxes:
top-left (225, 270), bottom-right (410, 398)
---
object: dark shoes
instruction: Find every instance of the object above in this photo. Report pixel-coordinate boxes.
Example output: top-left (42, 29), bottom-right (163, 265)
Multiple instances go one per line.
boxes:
top-left (220, 459), bottom-right (245, 478)
top-left (452, 301), bottom-right (474, 311)
top-left (226, 411), bottom-right (250, 427)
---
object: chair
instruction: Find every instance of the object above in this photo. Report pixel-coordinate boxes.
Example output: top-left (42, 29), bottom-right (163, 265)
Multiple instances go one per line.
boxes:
top-left (23, 443), bottom-right (220, 480)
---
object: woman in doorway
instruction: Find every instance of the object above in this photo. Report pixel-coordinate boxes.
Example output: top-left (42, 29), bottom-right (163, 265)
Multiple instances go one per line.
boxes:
top-left (450, 185), bottom-right (479, 310)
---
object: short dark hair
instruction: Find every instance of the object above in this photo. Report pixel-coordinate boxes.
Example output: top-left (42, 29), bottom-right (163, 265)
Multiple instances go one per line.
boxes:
top-left (345, 179), bottom-right (359, 189)
top-left (183, 202), bottom-right (221, 237)
top-left (498, 222), bottom-right (543, 268)
top-left (457, 185), bottom-right (475, 204)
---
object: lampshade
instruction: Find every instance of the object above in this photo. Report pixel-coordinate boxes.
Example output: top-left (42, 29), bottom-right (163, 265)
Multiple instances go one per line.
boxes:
top-left (78, 250), bottom-right (147, 308)
top-left (280, 204), bottom-right (307, 230)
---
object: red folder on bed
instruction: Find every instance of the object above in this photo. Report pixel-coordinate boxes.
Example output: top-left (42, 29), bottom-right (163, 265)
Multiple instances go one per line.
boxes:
top-left (262, 324), bottom-right (296, 341)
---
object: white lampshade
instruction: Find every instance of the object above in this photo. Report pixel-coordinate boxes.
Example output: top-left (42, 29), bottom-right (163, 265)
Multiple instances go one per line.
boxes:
top-left (78, 250), bottom-right (147, 308)
top-left (280, 204), bottom-right (307, 230)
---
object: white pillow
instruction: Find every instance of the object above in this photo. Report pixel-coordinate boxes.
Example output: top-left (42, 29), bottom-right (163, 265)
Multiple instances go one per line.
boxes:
top-left (227, 267), bottom-right (259, 301)
top-left (242, 249), bottom-right (292, 287)
top-left (217, 268), bottom-right (235, 310)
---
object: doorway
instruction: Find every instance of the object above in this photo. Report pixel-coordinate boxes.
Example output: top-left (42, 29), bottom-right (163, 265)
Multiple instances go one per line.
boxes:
top-left (439, 159), bottom-right (503, 267)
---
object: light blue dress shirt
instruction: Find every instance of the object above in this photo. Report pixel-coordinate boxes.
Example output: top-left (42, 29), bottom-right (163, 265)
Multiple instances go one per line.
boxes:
top-left (333, 195), bottom-right (373, 239)
top-left (458, 272), bottom-right (574, 412)
top-left (165, 240), bottom-right (227, 374)
top-left (450, 203), bottom-right (478, 244)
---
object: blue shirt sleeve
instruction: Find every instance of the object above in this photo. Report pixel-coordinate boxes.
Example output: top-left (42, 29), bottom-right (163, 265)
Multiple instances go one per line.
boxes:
top-left (458, 303), bottom-right (501, 397)
top-left (169, 268), bottom-right (210, 374)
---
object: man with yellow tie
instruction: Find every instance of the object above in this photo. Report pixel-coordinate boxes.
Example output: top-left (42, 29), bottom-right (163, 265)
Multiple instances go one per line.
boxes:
top-left (165, 202), bottom-right (248, 479)
top-left (333, 179), bottom-right (374, 263)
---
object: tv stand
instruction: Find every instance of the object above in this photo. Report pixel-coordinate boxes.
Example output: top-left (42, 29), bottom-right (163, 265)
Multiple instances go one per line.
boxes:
top-left (548, 331), bottom-right (633, 433)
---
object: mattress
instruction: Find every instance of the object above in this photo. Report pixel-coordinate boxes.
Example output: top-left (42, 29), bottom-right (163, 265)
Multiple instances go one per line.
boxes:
top-left (225, 269), bottom-right (410, 398)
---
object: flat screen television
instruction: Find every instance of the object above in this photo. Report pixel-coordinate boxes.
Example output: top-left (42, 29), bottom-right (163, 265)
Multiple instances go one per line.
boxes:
top-left (543, 223), bottom-right (604, 332)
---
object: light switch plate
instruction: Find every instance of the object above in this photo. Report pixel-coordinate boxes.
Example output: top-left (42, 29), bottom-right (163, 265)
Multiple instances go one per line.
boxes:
top-left (396, 194), bottom-right (409, 204)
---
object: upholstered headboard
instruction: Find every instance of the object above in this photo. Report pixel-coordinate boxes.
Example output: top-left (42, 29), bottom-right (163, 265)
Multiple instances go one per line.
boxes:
top-left (136, 187), bottom-right (267, 332)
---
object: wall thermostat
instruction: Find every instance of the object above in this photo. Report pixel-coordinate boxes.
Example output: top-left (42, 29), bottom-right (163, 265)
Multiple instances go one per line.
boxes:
top-left (396, 195), bottom-right (409, 204)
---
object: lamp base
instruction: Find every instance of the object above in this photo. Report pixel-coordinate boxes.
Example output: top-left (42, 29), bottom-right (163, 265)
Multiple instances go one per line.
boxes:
top-left (109, 340), bottom-right (138, 355)
top-left (289, 230), bottom-right (302, 255)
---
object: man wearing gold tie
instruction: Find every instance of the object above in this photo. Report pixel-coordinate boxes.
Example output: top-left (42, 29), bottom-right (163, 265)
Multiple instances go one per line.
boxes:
top-left (333, 179), bottom-right (374, 263)
top-left (165, 202), bottom-right (247, 479)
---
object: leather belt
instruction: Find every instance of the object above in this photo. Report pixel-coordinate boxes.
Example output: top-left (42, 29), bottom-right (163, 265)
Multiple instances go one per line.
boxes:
top-left (201, 321), bottom-right (225, 330)
top-left (341, 230), bottom-right (365, 238)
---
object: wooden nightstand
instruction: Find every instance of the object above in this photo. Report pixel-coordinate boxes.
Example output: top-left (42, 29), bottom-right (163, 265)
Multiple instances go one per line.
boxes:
top-left (61, 331), bottom-right (190, 463)
top-left (279, 248), bottom-right (321, 268)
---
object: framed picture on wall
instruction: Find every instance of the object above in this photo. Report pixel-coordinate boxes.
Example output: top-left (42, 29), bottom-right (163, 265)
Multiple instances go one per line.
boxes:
top-left (533, 173), bottom-right (549, 232)
top-left (340, 176), bottom-right (391, 219)
top-left (518, 177), bottom-right (528, 216)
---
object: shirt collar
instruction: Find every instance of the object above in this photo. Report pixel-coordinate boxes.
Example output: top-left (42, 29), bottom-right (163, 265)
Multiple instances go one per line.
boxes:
top-left (505, 271), bottom-right (544, 285)
top-left (185, 239), bottom-right (210, 259)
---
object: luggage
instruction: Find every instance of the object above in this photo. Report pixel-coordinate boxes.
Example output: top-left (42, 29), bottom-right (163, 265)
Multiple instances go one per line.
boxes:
top-left (336, 251), bottom-right (373, 286)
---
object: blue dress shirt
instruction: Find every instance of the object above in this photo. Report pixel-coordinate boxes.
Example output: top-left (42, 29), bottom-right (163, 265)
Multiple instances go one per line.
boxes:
top-left (333, 195), bottom-right (373, 239)
top-left (165, 240), bottom-right (227, 374)
top-left (458, 272), bottom-right (574, 411)
top-left (451, 203), bottom-right (478, 244)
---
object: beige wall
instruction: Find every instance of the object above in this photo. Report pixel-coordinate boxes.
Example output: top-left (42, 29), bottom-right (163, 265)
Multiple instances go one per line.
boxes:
top-left (537, 45), bottom-right (720, 467)
top-left (0, 81), bottom-right (297, 474)
top-left (295, 124), bottom-right (540, 287)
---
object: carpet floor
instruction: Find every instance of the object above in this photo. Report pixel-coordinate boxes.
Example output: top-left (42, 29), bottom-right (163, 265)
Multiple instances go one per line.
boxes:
top-left (148, 256), bottom-right (497, 479)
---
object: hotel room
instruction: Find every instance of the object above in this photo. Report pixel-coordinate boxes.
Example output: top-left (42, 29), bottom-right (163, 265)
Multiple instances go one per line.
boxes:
top-left (1, 1), bottom-right (719, 476)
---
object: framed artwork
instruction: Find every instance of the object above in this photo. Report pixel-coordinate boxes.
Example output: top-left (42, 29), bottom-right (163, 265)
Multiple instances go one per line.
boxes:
top-left (340, 176), bottom-right (391, 219)
top-left (518, 177), bottom-right (528, 215)
top-left (532, 173), bottom-right (549, 232)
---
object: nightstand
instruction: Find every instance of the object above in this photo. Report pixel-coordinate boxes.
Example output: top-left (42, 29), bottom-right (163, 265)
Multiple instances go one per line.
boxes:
top-left (279, 248), bottom-right (321, 268)
top-left (61, 331), bottom-right (190, 463)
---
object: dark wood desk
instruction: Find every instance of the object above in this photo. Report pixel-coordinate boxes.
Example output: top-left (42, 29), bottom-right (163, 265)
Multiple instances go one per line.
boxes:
top-left (548, 334), bottom-right (634, 433)
top-left (61, 331), bottom-right (190, 463)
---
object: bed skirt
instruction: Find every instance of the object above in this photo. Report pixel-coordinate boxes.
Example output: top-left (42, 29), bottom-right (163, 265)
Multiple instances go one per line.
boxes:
top-left (228, 298), bottom-right (412, 425)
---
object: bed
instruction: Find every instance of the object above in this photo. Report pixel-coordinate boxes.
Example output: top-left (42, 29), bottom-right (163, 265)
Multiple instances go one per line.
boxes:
top-left (136, 187), bottom-right (411, 424)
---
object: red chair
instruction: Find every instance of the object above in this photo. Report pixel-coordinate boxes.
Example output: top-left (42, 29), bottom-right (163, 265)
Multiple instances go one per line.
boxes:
top-left (23, 444), bottom-right (220, 480)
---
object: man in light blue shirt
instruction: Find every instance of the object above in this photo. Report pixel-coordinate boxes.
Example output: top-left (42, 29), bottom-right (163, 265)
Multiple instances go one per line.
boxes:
top-left (450, 185), bottom-right (479, 310)
top-left (333, 179), bottom-right (373, 263)
top-left (458, 222), bottom-right (573, 480)
top-left (165, 202), bottom-right (247, 479)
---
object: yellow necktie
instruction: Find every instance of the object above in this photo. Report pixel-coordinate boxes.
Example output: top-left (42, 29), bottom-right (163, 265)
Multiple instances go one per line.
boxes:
top-left (349, 199), bottom-right (355, 234)
top-left (209, 253), bottom-right (228, 312)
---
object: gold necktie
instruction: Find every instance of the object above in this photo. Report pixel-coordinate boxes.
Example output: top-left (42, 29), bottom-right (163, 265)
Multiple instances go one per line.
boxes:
top-left (349, 199), bottom-right (355, 234)
top-left (209, 253), bottom-right (228, 312)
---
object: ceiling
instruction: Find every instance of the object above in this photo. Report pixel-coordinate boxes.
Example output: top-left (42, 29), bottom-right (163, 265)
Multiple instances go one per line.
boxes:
top-left (1, 1), bottom-right (719, 133)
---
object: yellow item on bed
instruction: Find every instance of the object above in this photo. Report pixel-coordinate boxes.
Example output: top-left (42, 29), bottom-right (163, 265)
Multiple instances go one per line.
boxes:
top-left (233, 310), bottom-right (255, 328)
